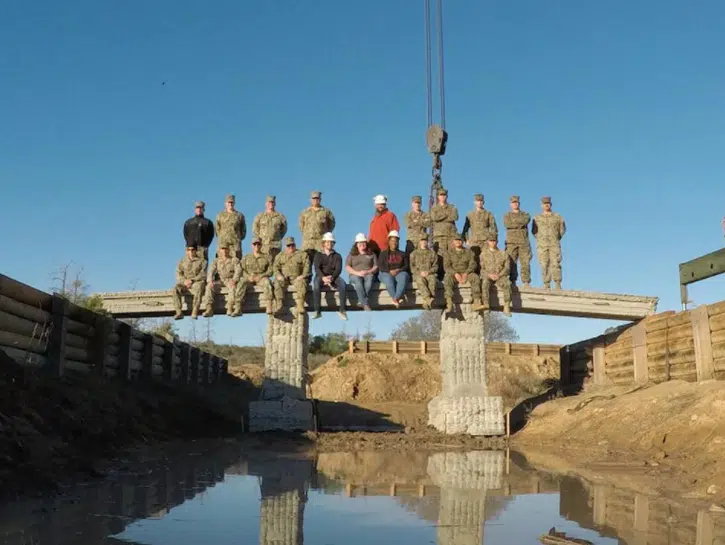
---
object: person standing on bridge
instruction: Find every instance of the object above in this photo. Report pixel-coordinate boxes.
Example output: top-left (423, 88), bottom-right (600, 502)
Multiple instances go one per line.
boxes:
top-left (215, 194), bottom-right (246, 259)
top-left (252, 195), bottom-right (287, 261)
top-left (311, 232), bottom-right (347, 320)
top-left (429, 188), bottom-right (459, 255)
top-left (409, 234), bottom-right (438, 309)
top-left (345, 233), bottom-right (378, 311)
top-left (183, 200), bottom-right (214, 261)
top-left (404, 195), bottom-right (431, 256)
top-left (299, 190), bottom-right (335, 263)
top-left (238, 237), bottom-right (274, 315)
top-left (367, 194), bottom-right (400, 255)
top-left (480, 233), bottom-right (512, 316)
top-left (202, 245), bottom-right (241, 318)
top-left (503, 195), bottom-right (532, 288)
top-left (173, 246), bottom-right (207, 320)
top-left (532, 196), bottom-right (566, 289)
top-left (462, 194), bottom-right (497, 267)
top-left (273, 236), bottom-right (310, 316)
top-left (443, 233), bottom-right (484, 313)
top-left (377, 230), bottom-right (409, 308)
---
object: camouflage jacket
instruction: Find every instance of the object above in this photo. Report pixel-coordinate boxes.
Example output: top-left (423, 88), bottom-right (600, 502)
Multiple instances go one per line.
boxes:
top-left (176, 256), bottom-right (207, 283)
top-left (503, 210), bottom-right (531, 245)
top-left (274, 250), bottom-right (311, 279)
top-left (443, 248), bottom-right (476, 275)
top-left (241, 253), bottom-right (273, 278)
top-left (252, 211), bottom-right (287, 250)
top-left (299, 206), bottom-right (335, 249)
top-left (462, 208), bottom-right (498, 242)
top-left (480, 248), bottom-right (510, 277)
top-left (404, 210), bottom-right (431, 241)
top-left (215, 210), bottom-right (246, 245)
top-left (410, 248), bottom-right (439, 275)
top-left (208, 256), bottom-right (241, 283)
top-left (429, 203), bottom-right (459, 239)
top-left (532, 212), bottom-right (566, 246)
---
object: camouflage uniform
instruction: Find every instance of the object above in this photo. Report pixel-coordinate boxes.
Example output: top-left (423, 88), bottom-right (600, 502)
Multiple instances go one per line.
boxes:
top-left (299, 190), bottom-right (335, 257)
top-left (480, 237), bottom-right (512, 315)
top-left (532, 196), bottom-right (566, 289)
top-left (252, 195), bottom-right (287, 261)
top-left (409, 238), bottom-right (439, 309)
top-left (273, 237), bottom-right (311, 314)
top-left (215, 195), bottom-right (246, 258)
top-left (442, 235), bottom-right (482, 311)
top-left (173, 251), bottom-right (207, 319)
top-left (202, 252), bottom-right (242, 317)
top-left (403, 195), bottom-right (431, 254)
top-left (429, 189), bottom-right (458, 254)
top-left (461, 194), bottom-right (498, 265)
top-left (503, 195), bottom-right (532, 286)
top-left (239, 247), bottom-right (274, 314)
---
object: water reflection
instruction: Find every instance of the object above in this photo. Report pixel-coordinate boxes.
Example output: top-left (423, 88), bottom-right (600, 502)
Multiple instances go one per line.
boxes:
top-left (0, 443), bottom-right (723, 545)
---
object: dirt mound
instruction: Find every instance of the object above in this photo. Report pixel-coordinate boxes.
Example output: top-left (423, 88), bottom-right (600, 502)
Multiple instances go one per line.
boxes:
top-left (228, 363), bottom-right (265, 387)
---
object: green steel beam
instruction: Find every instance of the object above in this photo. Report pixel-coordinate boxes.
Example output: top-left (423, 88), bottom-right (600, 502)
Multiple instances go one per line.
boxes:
top-left (679, 247), bottom-right (725, 285)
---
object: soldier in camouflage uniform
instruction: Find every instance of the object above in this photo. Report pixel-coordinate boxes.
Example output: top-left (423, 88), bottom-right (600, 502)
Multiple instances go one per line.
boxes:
top-left (409, 234), bottom-right (438, 309)
top-left (462, 193), bottom-right (498, 266)
top-left (215, 194), bottom-right (246, 259)
top-left (480, 232), bottom-right (512, 316)
top-left (429, 188), bottom-right (459, 255)
top-left (252, 195), bottom-right (287, 261)
top-left (173, 246), bottom-right (207, 320)
top-left (442, 233), bottom-right (484, 313)
top-left (532, 196), bottom-right (566, 289)
top-left (299, 190), bottom-right (335, 261)
top-left (239, 237), bottom-right (274, 315)
top-left (272, 236), bottom-right (311, 315)
top-left (202, 245), bottom-right (242, 318)
top-left (403, 195), bottom-right (431, 255)
top-left (503, 195), bottom-right (532, 287)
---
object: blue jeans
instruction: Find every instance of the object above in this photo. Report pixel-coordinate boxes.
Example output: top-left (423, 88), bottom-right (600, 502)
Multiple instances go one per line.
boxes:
top-left (379, 271), bottom-right (409, 300)
top-left (349, 273), bottom-right (375, 307)
top-left (312, 275), bottom-right (347, 312)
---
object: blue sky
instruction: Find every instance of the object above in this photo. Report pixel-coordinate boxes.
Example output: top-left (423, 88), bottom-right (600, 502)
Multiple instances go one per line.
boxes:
top-left (3, 0), bottom-right (725, 346)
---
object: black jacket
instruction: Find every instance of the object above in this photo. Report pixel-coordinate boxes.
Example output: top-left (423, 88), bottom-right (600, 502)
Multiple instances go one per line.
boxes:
top-left (313, 251), bottom-right (342, 280)
top-left (183, 214), bottom-right (215, 248)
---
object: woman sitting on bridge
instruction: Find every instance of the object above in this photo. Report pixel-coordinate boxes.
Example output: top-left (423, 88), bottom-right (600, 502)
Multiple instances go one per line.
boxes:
top-left (345, 233), bottom-right (378, 311)
top-left (377, 230), bottom-right (410, 308)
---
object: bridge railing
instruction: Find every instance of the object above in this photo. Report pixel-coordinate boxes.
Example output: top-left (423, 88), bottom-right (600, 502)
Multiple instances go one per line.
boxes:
top-left (347, 339), bottom-right (561, 357)
top-left (0, 274), bottom-right (227, 385)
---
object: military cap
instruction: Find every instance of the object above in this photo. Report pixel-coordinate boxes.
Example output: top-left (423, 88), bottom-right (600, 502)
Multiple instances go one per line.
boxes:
top-left (541, 196), bottom-right (552, 203)
top-left (412, 195), bottom-right (422, 203)
top-left (418, 234), bottom-right (429, 242)
top-left (251, 237), bottom-right (262, 245)
top-left (437, 188), bottom-right (448, 196)
top-left (310, 190), bottom-right (321, 198)
top-left (474, 193), bottom-right (484, 201)
top-left (217, 243), bottom-right (229, 250)
top-left (487, 232), bottom-right (498, 241)
top-left (284, 236), bottom-right (296, 246)
top-left (266, 195), bottom-right (276, 202)
top-left (186, 245), bottom-right (196, 250)
top-left (225, 194), bottom-right (235, 202)
top-left (452, 232), bottom-right (463, 240)
top-left (510, 195), bottom-right (520, 203)
top-left (194, 200), bottom-right (205, 208)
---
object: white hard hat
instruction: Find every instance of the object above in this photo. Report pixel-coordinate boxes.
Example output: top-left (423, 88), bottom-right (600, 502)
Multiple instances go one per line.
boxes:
top-left (373, 194), bottom-right (387, 205)
top-left (322, 232), bottom-right (335, 242)
top-left (354, 233), bottom-right (367, 243)
top-left (388, 230), bottom-right (400, 238)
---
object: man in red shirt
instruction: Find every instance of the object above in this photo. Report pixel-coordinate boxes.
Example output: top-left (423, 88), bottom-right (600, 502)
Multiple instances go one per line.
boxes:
top-left (368, 194), bottom-right (400, 254)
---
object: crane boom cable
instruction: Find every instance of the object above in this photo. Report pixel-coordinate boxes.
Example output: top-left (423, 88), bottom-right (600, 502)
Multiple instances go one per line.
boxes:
top-left (424, 0), bottom-right (433, 128)
top-left (436, 0), bottom-right (446, 129)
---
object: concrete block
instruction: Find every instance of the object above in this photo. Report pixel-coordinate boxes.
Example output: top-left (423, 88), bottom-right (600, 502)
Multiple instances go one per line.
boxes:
top-left (262, 312), bottom-right (309, 400)
top-left (249, 398), bottom-right (314, 432)
top-left (427, 451), bottom-right (505, 490)
top-left (428, 395), bottom-right (505, 436)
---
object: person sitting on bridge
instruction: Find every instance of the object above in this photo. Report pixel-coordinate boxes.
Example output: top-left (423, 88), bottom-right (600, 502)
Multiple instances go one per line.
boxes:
top-left (345, 233), bottom-right (378, 311)
top-left (202, 244), bottom-right (241, 318)
top-left (480, 232), bottom-right (512, 317)
top-left (443, 232), bottom-right (484, 313)
top-left (173, 246), bottom-right (208, 320)
top-left (238, 237), bottom-right (274, 315)
top-left (377, 230), bottom-right (409, 308)
top-left (409, 234), bottom-right (438, 310)
top-left (311, 232), bottom-right (347, 321)
top-left (272, 236), bottom-right (310, 316)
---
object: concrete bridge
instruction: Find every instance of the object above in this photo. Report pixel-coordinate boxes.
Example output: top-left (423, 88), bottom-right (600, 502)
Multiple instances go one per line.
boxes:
top-left (96, 284), bottom-right (658, 435)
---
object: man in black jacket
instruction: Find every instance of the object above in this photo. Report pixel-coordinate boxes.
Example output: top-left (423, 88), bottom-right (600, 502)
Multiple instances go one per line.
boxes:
top-left (183, 201), bottom-right (215, 260)
top-left (311, 232), bottom-right (347, 320)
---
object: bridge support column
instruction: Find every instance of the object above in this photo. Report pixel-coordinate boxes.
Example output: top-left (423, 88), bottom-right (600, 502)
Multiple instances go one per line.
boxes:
top-left (428, 304), bottom-right (505, 435)
top-left (249, 311), bottom-right (314, 432)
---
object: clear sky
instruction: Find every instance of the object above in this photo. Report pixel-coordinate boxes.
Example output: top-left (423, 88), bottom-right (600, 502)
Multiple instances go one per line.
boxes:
top-left (3, 0), bottom-right (725, 346)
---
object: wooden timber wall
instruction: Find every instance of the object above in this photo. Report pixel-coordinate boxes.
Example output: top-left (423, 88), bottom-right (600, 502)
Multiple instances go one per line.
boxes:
top-left (348, 340), bottom-right (561, 358)
top-left (0, 274), bottom-right (227, 385)
top-left (561, 299), bottom-right (725, 387)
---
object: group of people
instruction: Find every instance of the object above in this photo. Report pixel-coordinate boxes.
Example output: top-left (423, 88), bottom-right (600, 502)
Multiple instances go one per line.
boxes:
top-left (174, 189), bottom-right (566, 319)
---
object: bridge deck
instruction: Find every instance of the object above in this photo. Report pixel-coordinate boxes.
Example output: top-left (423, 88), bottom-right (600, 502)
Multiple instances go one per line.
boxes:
top-left (95, 284), bottom-right (658, 321)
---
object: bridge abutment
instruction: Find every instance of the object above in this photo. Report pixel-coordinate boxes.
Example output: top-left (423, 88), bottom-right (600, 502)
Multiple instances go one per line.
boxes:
top-left (428, 304), bottom-right (505, 435)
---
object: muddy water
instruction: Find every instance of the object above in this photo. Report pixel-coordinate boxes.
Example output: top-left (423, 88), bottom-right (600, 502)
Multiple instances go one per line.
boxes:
top-left (1, 442), bottom-right (723, 545)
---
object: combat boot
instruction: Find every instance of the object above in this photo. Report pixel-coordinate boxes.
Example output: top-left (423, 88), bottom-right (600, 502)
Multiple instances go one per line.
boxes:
top-left (296, 300), bottom-right (306, 315)
top-left (554, 281), bottom-right (562, 290)
top-left (503, 302), bottom-right (511, 317)
top-left (174, 311), bottom-right (183, 320)
top-left (471, 300), bottom-right (485, 311)
top-left (522, 282), bottom-right (530, 288)
top-left (190, 310), bottom-right (198, 319)
top-left (480, 300), bottom-right (490, 311)
top-left (203, 308), bottom-right (214, 318)
top-left (544, 281), bottom-right (551, 289)
top-left (266, 301), bottom-right (274, 314)
top-left (445, 298), bottom-right (453, 313)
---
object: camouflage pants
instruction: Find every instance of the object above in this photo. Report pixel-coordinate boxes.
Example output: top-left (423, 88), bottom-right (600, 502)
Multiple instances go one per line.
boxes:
top-left (218, 240), bottom-right (242, 259)
top-left (537, 245), bottom-right (562, 283)
top-left (468, 240), bottom-right (486, 272)
top-left (432, 237), bottom-right (452, 255)
top-left (264, 245), bottom-right (281, 263)
top-left (482, 274), bottom-right (512, 304)
top-left (238, 276), bottom-right (273, 310)
top-left (173, 280), bottom-right (205, 314)
top-left (506, 242), bottom-right (532, 284)
top-left (274, 276), bottom-right (308, 309)
top-left (195, 246), bottom-right (209, 261)
top-left (413, 274), bottom-right (437, 303)
top-left (443, 273), bottom-right (482, 304)
top-left (203, 279), bottom-right (241, 314)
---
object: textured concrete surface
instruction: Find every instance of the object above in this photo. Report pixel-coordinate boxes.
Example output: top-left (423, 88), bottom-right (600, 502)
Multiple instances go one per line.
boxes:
top-left (260, 490), bottom-right (305, 545)
top-left (248, 398), bottom-right (314, 432)
top-left (261, 312), bottom-right (309, 401)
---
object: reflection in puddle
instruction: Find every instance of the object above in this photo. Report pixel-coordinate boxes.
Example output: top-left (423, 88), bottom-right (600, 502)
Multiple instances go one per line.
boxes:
top-left (0, 444), bottom-right (723, 545)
